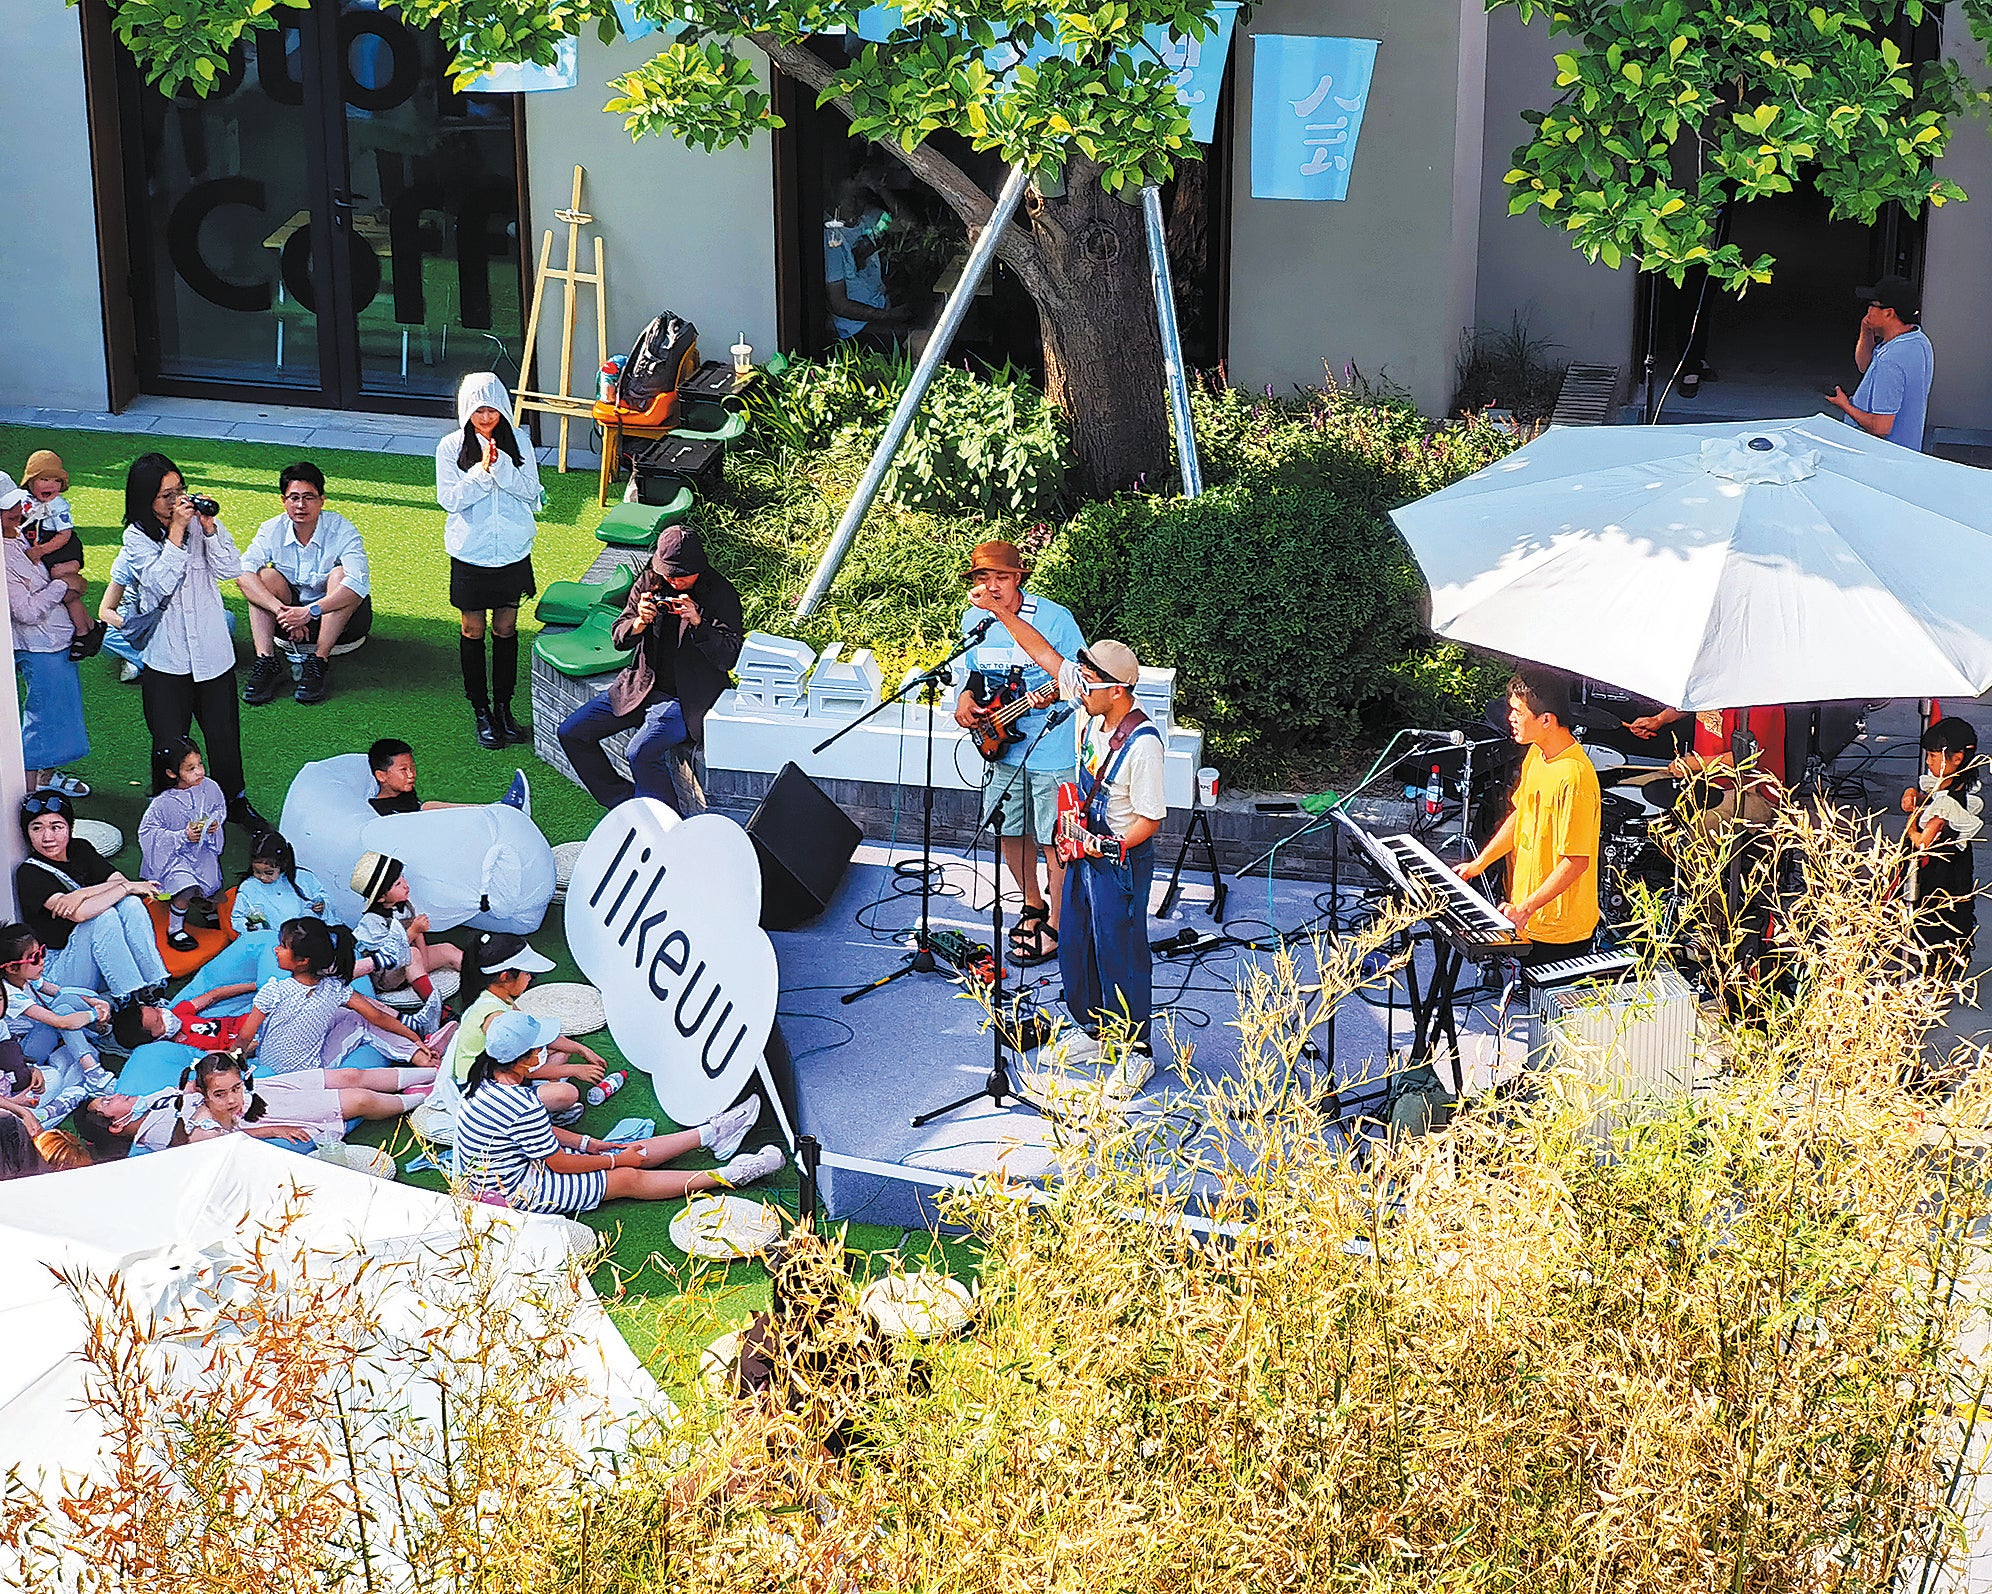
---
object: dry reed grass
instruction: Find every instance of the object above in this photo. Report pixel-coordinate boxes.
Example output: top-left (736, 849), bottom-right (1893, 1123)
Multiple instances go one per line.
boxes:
top-left (6, 802), bottom-right (1991, 1592)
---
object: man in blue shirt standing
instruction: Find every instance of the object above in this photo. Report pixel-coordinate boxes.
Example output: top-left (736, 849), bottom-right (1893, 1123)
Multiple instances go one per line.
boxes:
top-left (1830, 275), bottom-right (1933, 451)
top-left (954, 540), bottom-right (1086, 966)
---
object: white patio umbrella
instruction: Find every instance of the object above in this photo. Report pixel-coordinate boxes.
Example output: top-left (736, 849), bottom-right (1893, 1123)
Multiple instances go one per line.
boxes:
top-left (1389, 415), bottom-right (1992, 711)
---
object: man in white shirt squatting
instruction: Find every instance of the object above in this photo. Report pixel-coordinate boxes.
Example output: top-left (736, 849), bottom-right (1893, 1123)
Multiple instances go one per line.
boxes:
top-left (238, 461), bottom-right (373, 706)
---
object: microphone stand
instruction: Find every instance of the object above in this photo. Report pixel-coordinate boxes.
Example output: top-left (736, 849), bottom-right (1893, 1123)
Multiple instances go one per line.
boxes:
top-left (912, 704), bottom-right (1072, 1127)
top-left (1233, 728), bottom-right (1446, 1103)
top-left (826, 619), bottom-right (993, 1004)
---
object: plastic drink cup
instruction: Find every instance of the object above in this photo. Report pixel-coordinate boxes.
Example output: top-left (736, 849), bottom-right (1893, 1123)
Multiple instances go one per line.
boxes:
top-left (732, 339), bottom-right (753, 376)
top-left (1197, 766), bottom-right (1219, 806)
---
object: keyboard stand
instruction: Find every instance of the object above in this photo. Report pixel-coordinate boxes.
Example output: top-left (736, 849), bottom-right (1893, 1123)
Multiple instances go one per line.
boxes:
top-left (1389, 930), bottom-right (1471, 1131)
top-left (1157, 807), bottom-right (1227, 921)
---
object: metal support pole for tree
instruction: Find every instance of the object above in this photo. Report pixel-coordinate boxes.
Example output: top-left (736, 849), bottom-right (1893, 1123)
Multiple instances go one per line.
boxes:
top-left (795, 163), bottom-right (1034, 618)
top-left (1141, 182), bottom-right (1202, 498)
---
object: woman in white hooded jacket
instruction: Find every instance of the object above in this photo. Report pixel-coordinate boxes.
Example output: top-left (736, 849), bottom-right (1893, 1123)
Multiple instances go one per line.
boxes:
top-left (436, 372), bottom-right (543, 750)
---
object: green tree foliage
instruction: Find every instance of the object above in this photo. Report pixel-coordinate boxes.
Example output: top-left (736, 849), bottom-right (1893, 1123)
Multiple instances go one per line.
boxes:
top-left (1493, 0), bottom-right (1992, 288)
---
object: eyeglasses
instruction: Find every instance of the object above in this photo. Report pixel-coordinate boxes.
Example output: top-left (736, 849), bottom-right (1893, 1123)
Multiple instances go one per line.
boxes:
top-left (21, 792), bottom-right (69, 817)
top-left (282, 491), bottom-right (323, 505)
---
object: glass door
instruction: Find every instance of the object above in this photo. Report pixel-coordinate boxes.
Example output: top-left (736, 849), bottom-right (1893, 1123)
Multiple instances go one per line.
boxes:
top-left (330, 0), bottom-right (526, 402)
top-left (123, 19), bottom-right (332, 395)
top-left (119, 0), bottom-right (525, 411)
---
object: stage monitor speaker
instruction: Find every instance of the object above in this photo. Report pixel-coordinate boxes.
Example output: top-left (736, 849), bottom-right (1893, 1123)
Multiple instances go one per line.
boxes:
top-left (746, 762), bottom-right (862, 930)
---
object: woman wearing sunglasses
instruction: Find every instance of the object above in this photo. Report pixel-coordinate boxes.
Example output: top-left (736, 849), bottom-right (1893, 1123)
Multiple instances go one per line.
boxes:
top-left (14, 791), bottom-right (169, 1004)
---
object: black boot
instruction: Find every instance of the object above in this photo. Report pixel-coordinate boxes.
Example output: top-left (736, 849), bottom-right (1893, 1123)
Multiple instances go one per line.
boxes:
top-left (491, 700), bottom-right (529, 746)
top-left (472, 701), bottom-right (502, 750)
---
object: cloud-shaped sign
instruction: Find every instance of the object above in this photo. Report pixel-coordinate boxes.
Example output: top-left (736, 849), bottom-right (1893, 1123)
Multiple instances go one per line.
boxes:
top-left (565, 800), bottom-right (776, 1128)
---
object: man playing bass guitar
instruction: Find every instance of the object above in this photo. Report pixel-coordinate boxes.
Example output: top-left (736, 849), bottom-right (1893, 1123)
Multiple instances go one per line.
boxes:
top-left (954, 541), bottom-right (1087, 967)
top-left (969, 589), bottom-right (1165, 1052)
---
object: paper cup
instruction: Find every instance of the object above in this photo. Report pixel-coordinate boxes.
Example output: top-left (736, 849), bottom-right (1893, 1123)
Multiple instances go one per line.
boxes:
top-left (1196, 766), bottom-right (1219, 806)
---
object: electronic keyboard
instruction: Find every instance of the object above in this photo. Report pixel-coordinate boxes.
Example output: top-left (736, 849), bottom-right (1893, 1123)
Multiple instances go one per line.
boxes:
top-left (1374, 830), bottom-right (1525, 953)
top-left (1524, 949), bottom-right (1639, 988)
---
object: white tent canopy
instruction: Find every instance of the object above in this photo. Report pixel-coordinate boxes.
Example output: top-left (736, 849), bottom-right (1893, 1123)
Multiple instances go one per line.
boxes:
top-left (0, 1138), bottom-right (664, 1491)
top-left (1390, 415), bottom-right (1992, 712)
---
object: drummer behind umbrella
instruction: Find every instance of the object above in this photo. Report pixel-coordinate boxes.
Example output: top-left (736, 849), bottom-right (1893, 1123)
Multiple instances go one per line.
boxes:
top-left (1459, 674), bottom-right (1602, 964)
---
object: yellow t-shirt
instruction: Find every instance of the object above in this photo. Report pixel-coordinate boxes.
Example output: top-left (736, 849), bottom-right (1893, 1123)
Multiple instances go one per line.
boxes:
top-left (1506, 741), bottom-right (1601, 946)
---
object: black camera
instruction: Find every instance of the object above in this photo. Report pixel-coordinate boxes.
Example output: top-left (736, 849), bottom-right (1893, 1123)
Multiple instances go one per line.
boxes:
top-left (186, 493), bottom-right (220, 516)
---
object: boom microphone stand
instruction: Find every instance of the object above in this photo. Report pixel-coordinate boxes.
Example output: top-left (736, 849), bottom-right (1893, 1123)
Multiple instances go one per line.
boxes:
top-left (827, 619), bottom-right (995, 1004)
top-left (913, 706), bottom-right (1071, 1127)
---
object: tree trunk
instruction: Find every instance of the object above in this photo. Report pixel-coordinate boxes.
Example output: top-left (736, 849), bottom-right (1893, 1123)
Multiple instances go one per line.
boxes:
top-left (1026, 164), bottom-right (1173, 499)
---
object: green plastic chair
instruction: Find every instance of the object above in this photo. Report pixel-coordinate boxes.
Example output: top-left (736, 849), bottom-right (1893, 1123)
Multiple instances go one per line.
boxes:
top-left (535, 564), bottom-right (635, 628)
top-left (595, 489), bottom-right (694, 548)
top-left (532, 610), bottom-right (633, 679)
top-left (673, 399), bottom-right (751, 449)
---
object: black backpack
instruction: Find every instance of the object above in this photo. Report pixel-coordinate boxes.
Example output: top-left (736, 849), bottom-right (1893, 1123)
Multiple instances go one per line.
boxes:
top-left (615, 312), bottom-right (700, 412)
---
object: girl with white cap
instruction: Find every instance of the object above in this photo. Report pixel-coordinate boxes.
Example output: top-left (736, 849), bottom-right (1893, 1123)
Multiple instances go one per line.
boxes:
top-left (410, 931), bottom-right (614, 1148)
top-left (436, 372), bottom-right (543, 750)
top-left (455, 1009), bottom-right (778, 1214)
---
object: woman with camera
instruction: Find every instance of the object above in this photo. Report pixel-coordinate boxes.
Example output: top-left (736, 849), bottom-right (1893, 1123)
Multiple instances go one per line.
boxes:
top-left (120, 453), bottom-right (256, 829)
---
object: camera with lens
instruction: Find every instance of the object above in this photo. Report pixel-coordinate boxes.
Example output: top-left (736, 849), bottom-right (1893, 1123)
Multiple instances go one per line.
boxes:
top-left (185, 493), bottom-right (220, 517)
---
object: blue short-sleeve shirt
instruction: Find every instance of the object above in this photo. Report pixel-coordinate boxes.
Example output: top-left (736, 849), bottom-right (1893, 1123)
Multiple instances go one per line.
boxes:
top-left (962, 592), bottom-right (1087, 773)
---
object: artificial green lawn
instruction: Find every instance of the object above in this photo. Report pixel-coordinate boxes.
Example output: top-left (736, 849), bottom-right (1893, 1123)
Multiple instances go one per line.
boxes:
top-left (0, 423), bottom-right (971, 1364)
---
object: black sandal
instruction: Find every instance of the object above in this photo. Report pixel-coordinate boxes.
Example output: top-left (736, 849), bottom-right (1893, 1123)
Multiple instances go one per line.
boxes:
top-left (1008, 905), bottom-right (1059, 966)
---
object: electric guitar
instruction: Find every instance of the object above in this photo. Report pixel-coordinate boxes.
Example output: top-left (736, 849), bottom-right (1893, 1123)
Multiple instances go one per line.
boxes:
top-left (966, 667), bottom-right (1062, 763)
top-left (1055, 781), bottom-right (1125, 864)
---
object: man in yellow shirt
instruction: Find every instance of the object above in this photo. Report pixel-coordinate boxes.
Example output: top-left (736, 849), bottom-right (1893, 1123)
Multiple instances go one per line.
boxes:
top-left (1460, 675), bottom-right (1602, 962)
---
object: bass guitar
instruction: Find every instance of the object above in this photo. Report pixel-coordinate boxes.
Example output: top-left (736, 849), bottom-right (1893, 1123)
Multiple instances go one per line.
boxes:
top-left (966, 667), bottom-right (1062, 763)
top-left (1055, 781), bottom-right (1125, 864)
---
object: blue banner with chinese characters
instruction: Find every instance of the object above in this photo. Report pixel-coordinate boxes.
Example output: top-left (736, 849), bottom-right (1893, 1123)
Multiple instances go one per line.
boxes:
top-left (466, 35), bottom-right (579, 93)
top-left (1148, 0), bottom-right (1240, 145)
top-left (1250, 35), bottom-right (1378, 201)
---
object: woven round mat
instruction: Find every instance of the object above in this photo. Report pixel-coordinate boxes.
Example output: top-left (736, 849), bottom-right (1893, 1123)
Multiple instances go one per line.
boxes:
top-left (71, 819), bottom-right (124, 859)
top-left (374, 967), bottom-right (461, 1013)
top-left (516, 981), bottom-right (605, 1038)
top-left (550, 840), bottom-right (585, 902)
top-left (860, 1272), bottom-right (975, 1340)
top-left (670, 1194), bottom-right (780, 1261)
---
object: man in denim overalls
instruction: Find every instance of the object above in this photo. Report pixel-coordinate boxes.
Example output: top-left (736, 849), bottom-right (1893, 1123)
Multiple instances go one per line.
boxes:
top-left (970, 601), bottom-right (1167, 1052)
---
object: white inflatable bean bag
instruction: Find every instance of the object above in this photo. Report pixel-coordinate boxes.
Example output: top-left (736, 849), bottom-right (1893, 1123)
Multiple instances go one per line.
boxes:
top-left (279, 754), bottom-right (556, 934)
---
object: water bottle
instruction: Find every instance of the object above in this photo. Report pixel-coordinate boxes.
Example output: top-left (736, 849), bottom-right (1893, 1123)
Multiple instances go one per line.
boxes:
top-left (598, 361), bottom-right (617, 402)
top-left (1425, 764), bottom-right (1443, 817)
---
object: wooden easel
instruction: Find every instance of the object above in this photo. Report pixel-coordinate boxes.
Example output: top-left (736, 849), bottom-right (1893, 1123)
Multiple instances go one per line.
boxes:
top-left (514, 165), bottom-right (608, 472)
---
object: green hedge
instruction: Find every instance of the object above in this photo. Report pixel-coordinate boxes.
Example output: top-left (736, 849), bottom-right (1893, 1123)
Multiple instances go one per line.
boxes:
top-left (1036, 383), bottom-right (1521, 778)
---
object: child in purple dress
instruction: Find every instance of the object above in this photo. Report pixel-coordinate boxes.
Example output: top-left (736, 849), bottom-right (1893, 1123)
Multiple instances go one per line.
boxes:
top-left (138, 737), bottom-right (226, 953)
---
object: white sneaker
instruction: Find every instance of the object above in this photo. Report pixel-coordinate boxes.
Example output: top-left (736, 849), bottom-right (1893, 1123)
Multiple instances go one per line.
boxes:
top-left (411, 988), bottom-right (444, 1037)
top-left (118, 661), bottom-right (141, 684)
top-left (716, 1144), bottom-right (784, 1187)
top-left (702, 1094), bottom-right (762, 1161)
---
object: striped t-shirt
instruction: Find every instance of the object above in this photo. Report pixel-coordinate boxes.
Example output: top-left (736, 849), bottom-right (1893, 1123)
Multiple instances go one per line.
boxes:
top-left (252, 975), bottom-right (353, 1076)
top-left (455, 1079), bottom-right (558, 1201)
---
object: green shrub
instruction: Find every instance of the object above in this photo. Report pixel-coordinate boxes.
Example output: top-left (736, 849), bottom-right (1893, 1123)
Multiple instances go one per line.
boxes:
top-left (1039, 383), bottom-right (1524, 780)
top-left (747, 349), bottom-right (1069, 519)
top-left (1041, 482), bottom-right (1423, 773)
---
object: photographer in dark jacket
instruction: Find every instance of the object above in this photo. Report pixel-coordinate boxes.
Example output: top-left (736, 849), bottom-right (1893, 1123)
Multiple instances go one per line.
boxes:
top-left (557, 526), bottom-right (743, 814)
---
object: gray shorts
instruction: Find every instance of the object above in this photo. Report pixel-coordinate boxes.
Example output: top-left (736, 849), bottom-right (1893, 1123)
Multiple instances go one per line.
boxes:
top-left (981, 762), bottom-right (1074, 845)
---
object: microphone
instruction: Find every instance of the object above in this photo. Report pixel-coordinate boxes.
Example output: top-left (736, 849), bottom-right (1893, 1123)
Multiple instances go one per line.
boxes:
top-left (967, 615), bottom-right (997, 643)
top-left (1405, 727), bottom-right (1467, 746)
top-left (1043, 706), bottom-right (1074, 730)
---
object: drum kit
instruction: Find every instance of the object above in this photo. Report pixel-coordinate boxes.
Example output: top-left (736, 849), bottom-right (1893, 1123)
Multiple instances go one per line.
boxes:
top-left (1589, 745), bottom-right (1685, 925)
